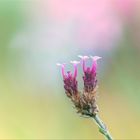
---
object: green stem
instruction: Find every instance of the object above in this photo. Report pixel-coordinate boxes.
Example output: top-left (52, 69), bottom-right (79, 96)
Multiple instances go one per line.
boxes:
top-left (92, 115), bottom-right (113, 140)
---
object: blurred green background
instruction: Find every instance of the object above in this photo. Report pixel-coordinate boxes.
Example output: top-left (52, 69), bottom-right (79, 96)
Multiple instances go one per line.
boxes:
top-left (0, 0), bottom-right (140, 139)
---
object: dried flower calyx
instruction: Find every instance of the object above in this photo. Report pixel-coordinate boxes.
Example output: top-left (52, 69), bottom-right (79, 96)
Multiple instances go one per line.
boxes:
top-left (57, 55), bottom-right (101, 117)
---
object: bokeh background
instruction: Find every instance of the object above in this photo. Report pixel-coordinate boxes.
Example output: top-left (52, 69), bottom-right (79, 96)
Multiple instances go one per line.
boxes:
top-left (0, 0), bottom-right (140, 139)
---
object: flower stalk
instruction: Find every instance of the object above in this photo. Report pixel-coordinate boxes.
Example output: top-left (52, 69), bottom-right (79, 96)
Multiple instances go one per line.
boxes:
top-left (92, 114), bottom-right (113, 140)
top-left (57, 55), bottom-right (113, 140)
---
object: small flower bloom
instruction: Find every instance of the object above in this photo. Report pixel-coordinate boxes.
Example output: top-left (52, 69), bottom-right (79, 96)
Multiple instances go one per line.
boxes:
top-left (57, 61), bottom-right (80, 97)
top-left (78, 55), bottom-right (89, 72)
top-left (79, 55), bottom-right (101, 92)
top-left (70, 60), bottom-right (80, 78)
top-left (90, 56), bottom-right (102, 73)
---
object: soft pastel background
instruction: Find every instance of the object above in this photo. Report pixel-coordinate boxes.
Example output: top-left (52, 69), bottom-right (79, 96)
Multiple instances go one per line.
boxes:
top-left (0, 0), bottom-right (140, 139)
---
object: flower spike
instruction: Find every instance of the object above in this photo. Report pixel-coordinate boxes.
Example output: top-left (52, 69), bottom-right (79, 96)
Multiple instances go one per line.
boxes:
top-left (57, 55), bottom-right (113, 140)
top-left (57, 62), bottom-right (79, 97)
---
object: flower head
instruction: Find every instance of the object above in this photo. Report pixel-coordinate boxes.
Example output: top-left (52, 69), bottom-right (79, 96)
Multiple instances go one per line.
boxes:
top-left (57, 61), bottom-right (80, 97)
top-left (57, 55), bottom-right (101, 116)
top-left (78, 55), bottom-right (101, 92)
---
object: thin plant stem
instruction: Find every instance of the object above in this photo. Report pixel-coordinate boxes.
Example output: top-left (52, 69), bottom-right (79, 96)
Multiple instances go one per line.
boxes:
top-left (92, 114), bottom-right (113, 140)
